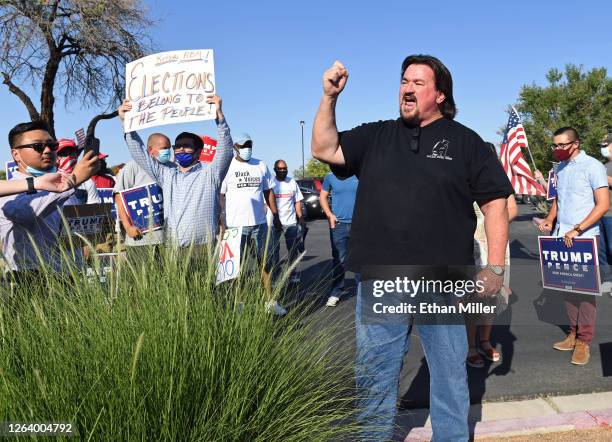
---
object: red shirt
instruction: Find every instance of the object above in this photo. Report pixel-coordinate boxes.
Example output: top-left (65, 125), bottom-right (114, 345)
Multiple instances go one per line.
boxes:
top-left (91, 174), bottom-right (115, 189)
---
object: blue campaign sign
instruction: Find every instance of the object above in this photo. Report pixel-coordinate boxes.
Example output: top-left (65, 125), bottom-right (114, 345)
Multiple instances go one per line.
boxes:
top-left (538, 236), bottom-right (601, 295)
top-left (97, 188), bottom-right (116, 220)
top-left (119, 182), bottom-right (164, 233)
top-left (546, 169), bottom-right (557, 200)
top-left (5, 161), bottom-right (17, 180)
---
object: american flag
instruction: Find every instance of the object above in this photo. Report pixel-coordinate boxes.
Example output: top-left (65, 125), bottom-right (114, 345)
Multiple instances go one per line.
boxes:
top-left (75, 128), bottom-right (86, 149)
top-left (499, 107), bottom-right (545, 196)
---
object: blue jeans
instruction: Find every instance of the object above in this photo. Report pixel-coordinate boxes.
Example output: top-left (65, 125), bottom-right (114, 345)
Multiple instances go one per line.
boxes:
top-left (330, 222), bottom-right (351, 298)
top-left (240, 224), bottom-right (273, 271)
top-left (599, 218), bottom-right (612, 282)
top-left (272, 224), bottom-right (303, 277)
top-left (355, 279), bottom-right (469, 441)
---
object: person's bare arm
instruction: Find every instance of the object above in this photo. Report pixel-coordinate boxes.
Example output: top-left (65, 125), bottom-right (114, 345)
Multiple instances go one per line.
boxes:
top-left (114, 193), bottom-right (141, 239)
top-left (607, 176), bottom-right (612, 187)
top-left (264, 189), bottom-right (282, 231)
top-left (539, 198), bottom-right (557, 232)
top-left (319, 188), bottom-right (337, 228)
top-left (311, 61), bottom-right (348, 166)
top-left (295, 200), bottom-right (303, 220)
top-left (507, 194), bottom-right (518, 222)
top-left (480, 198), bottom-right (509, 266)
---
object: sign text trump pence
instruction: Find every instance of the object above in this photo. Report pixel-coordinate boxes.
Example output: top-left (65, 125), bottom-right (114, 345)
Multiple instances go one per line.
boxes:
top-left (124, 49), bottom-right (216, 132)
top-left (538, 236), bottom-right (601, 295)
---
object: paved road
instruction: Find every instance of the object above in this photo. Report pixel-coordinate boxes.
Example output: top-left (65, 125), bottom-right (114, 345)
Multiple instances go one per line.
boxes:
top-left (280, 203), bottom-right (612, 410)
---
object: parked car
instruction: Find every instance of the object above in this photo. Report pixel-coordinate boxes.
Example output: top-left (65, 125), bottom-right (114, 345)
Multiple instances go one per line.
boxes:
top-left (297, 178), bottom-right (327, 220)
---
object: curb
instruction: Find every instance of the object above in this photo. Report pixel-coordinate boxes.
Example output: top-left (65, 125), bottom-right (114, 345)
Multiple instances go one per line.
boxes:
top-left (404, 408), bottom-right (612, 441)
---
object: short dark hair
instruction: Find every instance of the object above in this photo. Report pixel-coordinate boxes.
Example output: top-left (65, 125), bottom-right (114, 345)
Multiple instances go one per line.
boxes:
top-left (400, 54), bottom-right (456, 119)
top-left (8, 121), bottom-right (52, 148)
top-left (274, 159), bottom-right (286, 169)
top-left (175, 132), bottom-right (203, 150)
top-left (553, 126), bottom-right (580, 141)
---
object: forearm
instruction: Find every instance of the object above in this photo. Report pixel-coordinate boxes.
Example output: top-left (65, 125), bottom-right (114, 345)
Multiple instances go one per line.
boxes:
top-left (319, 192), bottom-right (333, 217)
top-left (545, 200), bottom-right (557, 222)
top-left (0, 179), bottom-right (29, 197)
top-left (295, 201), bottom-right (303, 219)
top-left (265, 190), bottom-right (278, 215)
top-left (577, 201), bottom-right (609, 231)
top-left (312, 96), bottom-right (342, 165)
top-left (114, 193), bottom-right (133, 229)
top-left (481, 198), bottom-right (509, 265)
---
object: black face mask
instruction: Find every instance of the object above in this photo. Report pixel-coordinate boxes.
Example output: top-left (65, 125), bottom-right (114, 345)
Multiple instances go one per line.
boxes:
top-left (275, 170), bottom-right (288, 181)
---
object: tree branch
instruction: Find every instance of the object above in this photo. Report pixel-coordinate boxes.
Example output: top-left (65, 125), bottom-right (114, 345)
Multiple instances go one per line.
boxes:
top-left (87, 110), bottom-right (118, 138)
top-left (1, 71), bottom-right (40, 120)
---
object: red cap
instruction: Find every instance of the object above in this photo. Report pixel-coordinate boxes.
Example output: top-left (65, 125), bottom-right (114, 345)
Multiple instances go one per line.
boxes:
top-left (98, 153), bottom-right (108, 159)
top-left (57, 138), bottom-right (77, 153)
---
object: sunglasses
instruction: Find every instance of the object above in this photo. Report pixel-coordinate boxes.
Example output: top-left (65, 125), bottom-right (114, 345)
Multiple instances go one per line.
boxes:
top-left (13, 140), bottom-right (59, 153)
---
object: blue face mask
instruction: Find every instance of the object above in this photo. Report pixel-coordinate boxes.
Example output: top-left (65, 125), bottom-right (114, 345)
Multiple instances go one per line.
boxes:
top-left (26, 165), bottom-right (57, 177)
top-left (238, 147), bottom-right (252, 161)
top-left (175, 152), bottom-right (195, 167)
top-left (601, 147), bottom-right (610, 159)
top-left (156, 149), bottom-right (171, 163)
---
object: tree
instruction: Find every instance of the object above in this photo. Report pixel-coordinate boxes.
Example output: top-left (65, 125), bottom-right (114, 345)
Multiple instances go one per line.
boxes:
top-left (0, 0), bottom-right (154, 138)
top-left (514, 64), bottom-right (611, 171)
top-left (293, 157), bottom-right (330, 179)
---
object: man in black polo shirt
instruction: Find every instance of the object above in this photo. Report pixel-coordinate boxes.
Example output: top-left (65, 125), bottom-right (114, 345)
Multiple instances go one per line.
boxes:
top-left (312, 55), bottom-right (513, 440)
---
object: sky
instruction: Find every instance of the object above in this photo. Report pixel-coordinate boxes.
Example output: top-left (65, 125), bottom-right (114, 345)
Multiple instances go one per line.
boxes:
top-left (1, 0), bottom-right (610, 174)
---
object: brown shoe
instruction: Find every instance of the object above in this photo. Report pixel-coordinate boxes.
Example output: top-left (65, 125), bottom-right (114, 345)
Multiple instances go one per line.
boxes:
top-left (571, 340), bottom-right (590, 365)
top-left (553, 332), bottom-right (576, 351)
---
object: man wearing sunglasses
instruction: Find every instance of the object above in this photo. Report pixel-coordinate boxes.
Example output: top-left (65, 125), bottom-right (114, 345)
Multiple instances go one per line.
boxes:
top-left (539, 127), bottom-right (609, 365)
top-left (119, 95), bottom-right (233, 246)
top-left (0, 121), bottom-right (99, 279)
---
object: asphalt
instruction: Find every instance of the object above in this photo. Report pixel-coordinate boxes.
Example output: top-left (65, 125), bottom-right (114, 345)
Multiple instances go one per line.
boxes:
top-left (281, 203), bottom-right (612, 410)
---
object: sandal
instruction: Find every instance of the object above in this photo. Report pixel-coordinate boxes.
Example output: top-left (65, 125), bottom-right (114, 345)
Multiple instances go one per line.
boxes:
top-left (467, 348), bottom-right (484, 368)
top-left (479, 340), bottom-right (501, 362)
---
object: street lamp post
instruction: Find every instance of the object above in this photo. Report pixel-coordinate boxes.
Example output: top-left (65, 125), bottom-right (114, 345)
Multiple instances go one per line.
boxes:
top-left (300, 120), bottom-right (305, 179)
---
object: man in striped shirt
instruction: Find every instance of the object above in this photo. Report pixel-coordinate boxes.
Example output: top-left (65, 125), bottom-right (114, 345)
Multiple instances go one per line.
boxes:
top-left (118, 95), bottom-right (233, 246)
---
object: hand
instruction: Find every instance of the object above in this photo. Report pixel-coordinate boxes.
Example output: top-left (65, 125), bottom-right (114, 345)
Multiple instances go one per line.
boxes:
top-left (322, 61), bottom-right (349, 98)
top-left (475, 267), bottom-right (504, 298)
top-left (126, 225), bottom-right (142, 240)
top-left (538, 219), bottom-right (553, 232)
top-left (33, 172), bottom-right (75, 193)
top-left (118, 99), bottom-right (132, 124)
top-left (272, 213), bottom-right (283, 232)
top-left (327, 213), bottom-right (338, 229)
top-left (564, 229), bottom-right (579, 247)
top-left (206, 95), bottom-right (223, 119)
top-left (72, 150), bottom-right (100, 186)
top-left (534, 169), bottom-right (545, 182)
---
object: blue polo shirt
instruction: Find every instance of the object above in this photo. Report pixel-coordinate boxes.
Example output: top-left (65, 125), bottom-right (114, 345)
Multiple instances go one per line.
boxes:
top-left (555, 151), bottom-right (608, 237)
top-left (322, 173), bottom-right (358, 222)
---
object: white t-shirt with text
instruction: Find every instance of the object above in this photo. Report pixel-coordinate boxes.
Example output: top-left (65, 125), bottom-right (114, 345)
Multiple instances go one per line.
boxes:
top-left (270, 176), bottom-right (303, 226)
top-left (221, 157), bottom-right (273, 228)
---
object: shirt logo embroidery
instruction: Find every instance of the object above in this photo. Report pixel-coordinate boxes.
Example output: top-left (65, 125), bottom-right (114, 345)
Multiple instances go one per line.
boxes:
top-left (427, 139), bottom-right (452, 160)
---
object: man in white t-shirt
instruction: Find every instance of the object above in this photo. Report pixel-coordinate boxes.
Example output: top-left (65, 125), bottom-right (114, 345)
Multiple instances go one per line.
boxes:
top-left (220, 133), bottom-right (285, 315)
top-left (270, 159), bottom-right (305, 283)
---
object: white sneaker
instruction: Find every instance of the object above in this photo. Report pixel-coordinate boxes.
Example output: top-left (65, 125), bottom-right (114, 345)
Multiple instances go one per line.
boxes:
top-left (265, 300), bottom-right (287, 316)
top-left (326, 296), bottom-right (340, 307)
top-left (602, 281), bottom-right (612, 295)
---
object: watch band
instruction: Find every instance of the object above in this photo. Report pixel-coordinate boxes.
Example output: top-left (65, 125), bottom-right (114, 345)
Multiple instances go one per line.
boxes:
top-left (486, 264), bottom-right (504, 276)
top-left (26, 176), bottom-right (37, 194)
top-left (573, 224), bottom-right (583, 234)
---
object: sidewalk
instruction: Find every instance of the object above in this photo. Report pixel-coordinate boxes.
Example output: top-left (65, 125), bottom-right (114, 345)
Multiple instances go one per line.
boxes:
top-left (400, 391), bottom-right (612, 441)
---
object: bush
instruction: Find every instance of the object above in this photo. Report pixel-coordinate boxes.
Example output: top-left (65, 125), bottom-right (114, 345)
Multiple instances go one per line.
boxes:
top-left (0, 244), bottom-right (358, 441)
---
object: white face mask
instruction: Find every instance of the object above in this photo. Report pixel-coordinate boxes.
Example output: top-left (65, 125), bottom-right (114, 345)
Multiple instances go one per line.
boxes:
top-left (601, 147), bottom-right (610, 159)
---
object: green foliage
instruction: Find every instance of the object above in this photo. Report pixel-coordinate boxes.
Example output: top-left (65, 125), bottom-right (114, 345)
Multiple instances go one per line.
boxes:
top-left (0, 170), bottom-right (5, 180)
top-left (0, 244), bottom-right (359, 440)
top-left (294, 158), bottom-right (330, 179)
top-left (515, 64), bottom-right (611, 171)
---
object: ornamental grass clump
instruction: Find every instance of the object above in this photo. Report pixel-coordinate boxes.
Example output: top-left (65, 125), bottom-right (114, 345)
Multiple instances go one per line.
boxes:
top-left (0, 242), bottom-right (358, 441)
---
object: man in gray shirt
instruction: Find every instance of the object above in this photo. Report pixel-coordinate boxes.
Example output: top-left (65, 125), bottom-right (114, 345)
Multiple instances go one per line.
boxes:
top-left (114, 133), bottom-right (173, 254)
top-left (0, 121), bottom-right (98, 280)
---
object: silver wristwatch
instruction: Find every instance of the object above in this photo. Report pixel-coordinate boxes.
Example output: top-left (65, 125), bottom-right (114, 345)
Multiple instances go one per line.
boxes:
top-left (486, 264), bottom-right (504, 276)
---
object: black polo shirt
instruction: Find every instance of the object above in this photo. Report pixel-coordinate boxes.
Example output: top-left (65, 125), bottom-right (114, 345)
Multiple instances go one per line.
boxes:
top-left (332, 117), bottom-right (514, 271)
